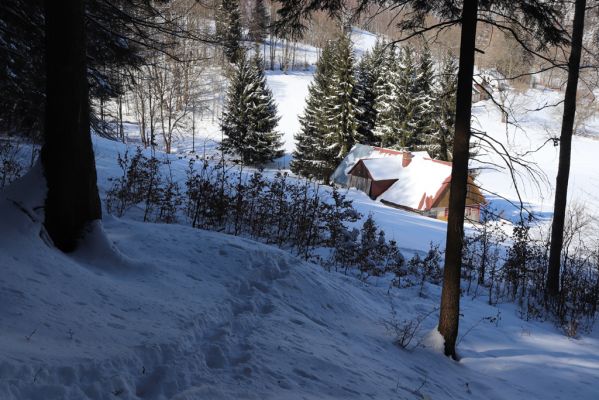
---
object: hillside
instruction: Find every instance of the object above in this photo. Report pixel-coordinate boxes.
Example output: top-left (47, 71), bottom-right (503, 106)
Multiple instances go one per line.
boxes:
top-left (1, 138), bottom-right (599, 399)
top-left (2, 16), bottom-right (599, 400)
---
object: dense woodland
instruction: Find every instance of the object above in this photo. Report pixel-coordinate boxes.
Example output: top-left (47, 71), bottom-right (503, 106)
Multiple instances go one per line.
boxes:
top-left (2, 0), bottom-right (599, 379)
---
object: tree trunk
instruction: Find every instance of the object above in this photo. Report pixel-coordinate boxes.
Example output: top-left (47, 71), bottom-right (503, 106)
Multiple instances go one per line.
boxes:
top-left (41, 0), bottom-right (102, 252)
top-left (437, 0), bottom-right (478, 360)
top-left (546, 0), bottom-right (586, 298)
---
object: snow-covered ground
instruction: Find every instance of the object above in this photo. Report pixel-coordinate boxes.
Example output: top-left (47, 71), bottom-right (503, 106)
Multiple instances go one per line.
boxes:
top-left (3, 28), bottom-right (599, 400)
top-left (2, 140), bottom-right (599, 399)
top-left (473, 88), bottom-right (599, 223)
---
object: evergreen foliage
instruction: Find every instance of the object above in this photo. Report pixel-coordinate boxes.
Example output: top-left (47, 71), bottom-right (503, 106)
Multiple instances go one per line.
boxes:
top-left (291, 40), bottom-right (336, 181)
top-left (0, 0), bottom-right (147, 139)
top-left (372, 43), bottom-right (400, 147)
top-left (395, 45), bottom-right (420, 149)
top-left (413, 46), bottom-right (437, 150)
top-left (248, 0), bottom-right (269, 43)
top-left (217, 0), bottom-right (243, 63)
top-left (355, 40), bottom-right (386, 145)
top-left (325, 33), bottom-right (360, 160)
top-left (221, 50), bottom-right (283, 165)
top-left (428, 51), bottom-right (458, 161)
top-left (292, 33), bottom-right (360, 182)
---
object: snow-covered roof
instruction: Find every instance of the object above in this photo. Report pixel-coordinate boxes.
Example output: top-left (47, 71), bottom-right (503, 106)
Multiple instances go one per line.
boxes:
top-left (330, 144), bottom-right (408, 186)
top-left (359, 157), bottom-right (405, 180)
top-left (377, 157), bottom-right (452, 211)
top-left (333, 144), bottom-right (453, 211)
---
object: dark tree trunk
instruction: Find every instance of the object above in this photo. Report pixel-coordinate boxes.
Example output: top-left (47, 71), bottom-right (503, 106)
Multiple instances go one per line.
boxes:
top-left (438, 0), bottom-right (478, 360)
top-left (41, 0), bottom-right (102, 252)
top-left (546, 0), bottom-right (586, 298)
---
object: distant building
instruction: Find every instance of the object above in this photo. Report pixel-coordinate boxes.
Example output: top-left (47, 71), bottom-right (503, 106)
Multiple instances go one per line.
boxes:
top-left (472, 71), bottom-right (501, 103)
top-left (332, 145), bottom-right (486, 222)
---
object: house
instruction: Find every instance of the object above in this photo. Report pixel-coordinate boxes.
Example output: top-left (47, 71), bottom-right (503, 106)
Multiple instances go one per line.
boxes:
top-left (332, 145), bottom-right (486, 222)
top-left (472, 83), bottom-right (487, 103)
top-left (472, 73), bottom-right (494, 103)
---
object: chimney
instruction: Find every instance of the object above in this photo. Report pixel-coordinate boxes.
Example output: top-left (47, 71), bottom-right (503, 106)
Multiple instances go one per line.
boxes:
top-left (402, 151), bottom-right (413, 167)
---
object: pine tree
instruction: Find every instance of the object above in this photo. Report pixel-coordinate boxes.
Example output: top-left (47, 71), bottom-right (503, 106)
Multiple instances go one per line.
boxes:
top-left (291, 41), bottom-right (335, 181)
top-left (372, 43), bottom-right (400, 147)
top-left (221, 50), bottom-right (283, 165)
top-left (428, 51), bottom-right (457, 161)
top-left (248, 0), bottom-right (268, 43)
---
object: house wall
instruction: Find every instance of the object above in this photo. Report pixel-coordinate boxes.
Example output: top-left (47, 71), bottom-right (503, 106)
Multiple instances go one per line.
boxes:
top-left (432, 179), bottom-right (485, 208)
top-left (348, 175), bottom-right (371, 195)
top-left (370, 179), bottom-right (397, 199)
top-left (349, 162), bottom-right (370, 179)
top-left (427, 178), bottom-right (485, 222)
top-left (428, 204), bottom-right (481, 222)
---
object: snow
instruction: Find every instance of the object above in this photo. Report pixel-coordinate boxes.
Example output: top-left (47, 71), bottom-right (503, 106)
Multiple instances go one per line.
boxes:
top-left (4, 28), bottom-right (599, 400)
top-left (378, 157), bottom-right (452, 210)
top-left (350, 28), bottom-right (379, 56)
top-left (359, 157), bottom-right (406, 180)
top-left (265, 70), bottom-right (314, 154)
top-left (1, 132), bottom-right (599, 399)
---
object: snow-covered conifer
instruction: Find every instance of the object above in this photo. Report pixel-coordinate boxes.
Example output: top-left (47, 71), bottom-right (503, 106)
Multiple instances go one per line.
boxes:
top-left (372, 43), bottom-right (400, 147)
top-left (413, 45), bottom-right (438, 151)
top-left (396, 45), bottom-right (420, 148)
top-left (221, 50), bottom-right (283, 165)
top-left (325, 33), bottom-right (360, 161)
top-left (429, 51), bottom-right (457, 161)
top-left (291, 41), bottom-right (336, 181)
top-left (355, 40), bottom-right (386, 145)
top-left (217, 0), bottom-right (243, 63)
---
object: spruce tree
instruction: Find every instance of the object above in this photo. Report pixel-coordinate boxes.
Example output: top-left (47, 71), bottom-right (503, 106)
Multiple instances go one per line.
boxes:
top-left (325, 33), bottom-right (360, 160)
top-left (428, 51), bottom-right (457, 161)
top-left (218, 0), bottom-right (242, 63)
top-left (413, 45), bottom-right (437, 151)
top-left (355, 40), bottom-right (386, 145)
top-left (248, 0), bottom-right (269, 43)
top-left (291, 41), bottom-right (335, 181)
top-left (372, 43), bottom-right (400, 147)
top-left (221, 50), bottom-right (283, 165)
top-left (396, 45), bottom-right (419, 149)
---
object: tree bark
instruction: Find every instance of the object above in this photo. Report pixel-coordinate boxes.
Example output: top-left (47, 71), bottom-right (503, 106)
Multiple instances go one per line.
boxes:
top-left (546, 0), bottom-right (586, 298)
top-left (438, 0), bottom-right (478, 360)
top-left (42, 0), bottom-right (102, 252)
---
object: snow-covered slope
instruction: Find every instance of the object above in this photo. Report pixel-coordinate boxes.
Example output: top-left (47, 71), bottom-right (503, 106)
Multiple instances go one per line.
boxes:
top-left (473, 88), bottom-right (599, 222)
top-left (2, 157), bottom-right (599, 400)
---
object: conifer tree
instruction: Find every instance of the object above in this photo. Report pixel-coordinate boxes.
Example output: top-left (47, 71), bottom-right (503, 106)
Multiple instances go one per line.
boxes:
top-left (428, 52), bottom-right (457, 161)
top-left (325, 33), bottom-right (360, 160)
top-left (372, 44), bottom-right (400, 147)
top-left (248, 0), bottom-right (269, 43)
top-left (221, 50), bottom-right (283, 165)
top-left (218, 0), bottom-right (243, 63)
top-left (291, 41), bottom-right (335, 181)
top-left (413, 45), bottom-right (437, 150)
top-left (355, 40), bottom-right (386, 145)
top-left (396, 45), bottom-right (420, 148)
